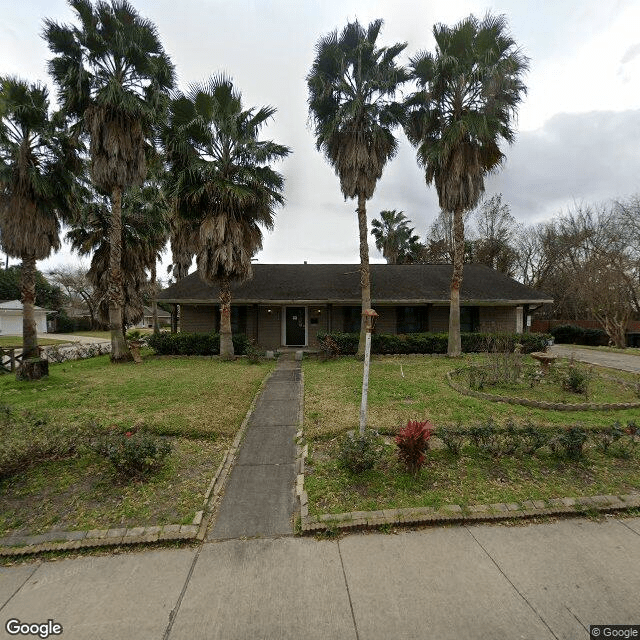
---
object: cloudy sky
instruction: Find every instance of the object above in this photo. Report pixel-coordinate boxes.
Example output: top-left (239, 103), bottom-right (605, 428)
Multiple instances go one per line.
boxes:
top-left (2, 0), bottom-right (640, 277)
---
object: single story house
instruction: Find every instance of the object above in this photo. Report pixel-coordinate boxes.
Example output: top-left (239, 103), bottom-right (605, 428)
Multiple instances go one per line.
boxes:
top-left (0, 300), bottom-right (51, 335)
top-left (157, 263), bottom-right (553, 350)
top-left (133, 305), bottom-right (172, 329)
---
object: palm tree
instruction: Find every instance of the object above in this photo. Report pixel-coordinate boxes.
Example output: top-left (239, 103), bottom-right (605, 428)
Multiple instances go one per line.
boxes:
top-left (0, 76), bottom-right (79, 373)
top-left (404, 13), bottom-right (528, 356)
top-left (67, 189), bottom-right (162, 331)
top-left (164, 75), bottom-right (290, 359)
top-left (307, 19), bottom-right (408, 357)
top-left (44, 0), bottom-right (175, 361)
top-left (371, 210), bottom-right (422, 264)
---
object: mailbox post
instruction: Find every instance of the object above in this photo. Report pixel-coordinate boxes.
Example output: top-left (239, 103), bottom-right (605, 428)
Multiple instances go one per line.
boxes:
top-left (359, 308), bottom-right (378, 434)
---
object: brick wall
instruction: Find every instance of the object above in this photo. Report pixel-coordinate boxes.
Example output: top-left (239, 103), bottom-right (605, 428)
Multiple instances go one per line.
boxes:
top-left (479, 306), bottom-right (517, 332)
top-left (180, 305), bottom-right (217, 333)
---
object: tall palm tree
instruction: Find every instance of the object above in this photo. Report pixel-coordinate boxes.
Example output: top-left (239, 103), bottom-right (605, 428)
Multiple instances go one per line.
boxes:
top-left (404, 13), bottom-right (528, 356)
top-left (371, 209), bottom-right (421, 264)
top-left (307, 19), bottom-right (408, 357)
top-left (44, 0), bottom-right (175, 361)
top-left (164, 75), bottom-right (290, 359)
top-left (0, 76), bottom-right (80, 370)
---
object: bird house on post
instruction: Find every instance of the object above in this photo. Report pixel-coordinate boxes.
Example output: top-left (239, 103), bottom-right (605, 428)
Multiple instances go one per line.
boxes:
top-left (362, 308), bottom-right (378, 333)
top-left (359, 308), bottom-right (378, 434)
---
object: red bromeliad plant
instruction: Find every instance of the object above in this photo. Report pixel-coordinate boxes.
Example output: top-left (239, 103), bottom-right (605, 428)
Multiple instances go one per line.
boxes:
top-left (395, 420), bottom-right (434, 474)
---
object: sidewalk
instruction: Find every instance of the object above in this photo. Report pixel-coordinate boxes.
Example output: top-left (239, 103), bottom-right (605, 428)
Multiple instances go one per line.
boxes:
top-left (2, 517), bottom-right (639, 639)
top-left (207, 358), bottom-right (301, 540)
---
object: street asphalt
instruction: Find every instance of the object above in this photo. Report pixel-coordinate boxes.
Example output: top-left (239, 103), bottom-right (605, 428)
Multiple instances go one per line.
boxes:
top-left (550, 345), bottom-right (640, 373)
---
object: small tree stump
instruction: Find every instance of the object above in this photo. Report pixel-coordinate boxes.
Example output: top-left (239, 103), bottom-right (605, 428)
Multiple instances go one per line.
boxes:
top-left (17, 358), bottom-right (49, 381)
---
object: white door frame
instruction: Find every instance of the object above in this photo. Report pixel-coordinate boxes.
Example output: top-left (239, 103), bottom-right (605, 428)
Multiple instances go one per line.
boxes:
top-left (281, 305), bottom-right (308, 347)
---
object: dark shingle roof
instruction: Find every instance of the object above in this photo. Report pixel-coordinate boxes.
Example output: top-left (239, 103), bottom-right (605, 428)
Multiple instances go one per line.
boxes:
top-left (157, 264), bottom-right (552, 305)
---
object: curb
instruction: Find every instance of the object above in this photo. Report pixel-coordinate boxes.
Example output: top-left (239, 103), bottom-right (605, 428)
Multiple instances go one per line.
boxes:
top-left (0, 366), bottom-right (277, 558)
top-left (299, 493), bottom-right (640, 535)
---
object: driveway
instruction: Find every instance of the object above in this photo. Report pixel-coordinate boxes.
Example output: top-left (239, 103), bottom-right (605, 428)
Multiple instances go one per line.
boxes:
top-left (550, 345), bottom-right (640, 373)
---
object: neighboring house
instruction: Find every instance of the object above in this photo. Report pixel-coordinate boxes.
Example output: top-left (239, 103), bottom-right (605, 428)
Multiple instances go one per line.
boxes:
top-left (0, 300), bottom-right (51, 335)
top-left (133, 306), bottom-right (172, 329)
top-left (157, 264), bottom-right (553, 350)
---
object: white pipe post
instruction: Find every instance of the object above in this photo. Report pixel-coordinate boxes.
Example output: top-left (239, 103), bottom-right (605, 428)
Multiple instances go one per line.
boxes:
top-left (359, 329), bottom-right (372, 434)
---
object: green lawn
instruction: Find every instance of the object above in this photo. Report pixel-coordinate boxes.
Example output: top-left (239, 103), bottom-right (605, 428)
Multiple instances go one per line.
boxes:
top-left (302, 354), bottom-right (640, 518)
top-left (0, 354), bottom-right (274, 438)
top-left (0, 354), bottom-right (274, 538)
top-left (303, 355), bottom-right (640, 439)
top-left (0, 336), bottom-right (72, 347)
top-left (305, 437), bottom-right (640, 516)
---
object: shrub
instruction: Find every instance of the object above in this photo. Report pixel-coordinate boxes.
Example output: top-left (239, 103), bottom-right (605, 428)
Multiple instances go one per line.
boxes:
top-left (0, 408), bottom-right (101, 479)
top-left (318, 334), bottom-right (341, 359)
top-left (593, 422), bottom-right (625, 453)
top-left (315, 331), bottom-right (550, 356)
top-left (436, 424), bottom-right (466, 455)
top-left (337, 430), bottom-right (383, 474)
top-left (92, 427), bottom-right (172, 478)
top-left (558, 362), bottom-right (592, 396)
top-left (147, 332), bottom-right (249, 356)
top-left (550, 324), bottom-right (608, 346)
top-left (395, 420), bottom-right (434, 474)
top-left (244, 339), bottom-right (263, 364)
top-left (550, 426), bottom-right (588, 460)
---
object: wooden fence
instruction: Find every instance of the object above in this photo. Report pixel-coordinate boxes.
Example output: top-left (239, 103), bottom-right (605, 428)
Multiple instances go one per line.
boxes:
top-left (0, 347), bottom-right (44, 374)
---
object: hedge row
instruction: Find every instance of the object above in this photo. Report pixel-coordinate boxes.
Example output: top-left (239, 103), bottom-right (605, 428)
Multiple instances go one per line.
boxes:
top-left (317, 331), bottom-right (550, 355)
top-left (550, 324), bottom-right (609, 346)
top-left (146, 332), bottom-right (250, 356)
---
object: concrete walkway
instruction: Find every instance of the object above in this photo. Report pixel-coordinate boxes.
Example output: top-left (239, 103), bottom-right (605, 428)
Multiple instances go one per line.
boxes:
top-left (207, 358), bottom-right (301, 540)
top-left (2, 517), bottom-right (639, 639)
top-left (550, 345), bottom-right (640, 373)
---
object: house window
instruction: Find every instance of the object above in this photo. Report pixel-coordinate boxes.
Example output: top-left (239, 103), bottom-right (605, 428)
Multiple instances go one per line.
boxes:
top-left (460, 307), bottom-right (480, 332)
top-left (231, 306), bottom-right (247, 335)
top-left (342, 306), bottom-right (361, 333)
top-left (397, 306), bottom-right (428, 334)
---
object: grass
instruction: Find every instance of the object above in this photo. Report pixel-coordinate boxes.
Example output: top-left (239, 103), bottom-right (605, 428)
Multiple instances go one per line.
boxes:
top-left (453, 361), bottom-right (640, 404)
top-left (0, 354), bottom-right (274, 537)
top-left (303, 355), bottom-right (640, 439)
top-left (0, 353), bottom-right (274, 438)
top-left (305, 437), bottom-right (640, 516)
top-left (0, 438), bottom-right (225, 536)
top-left (0, 336), bottom-right (72, 347)
top-left (555, 344), bottom-right (640, 357)
top-left (303, 354), bottom-right (640, 517)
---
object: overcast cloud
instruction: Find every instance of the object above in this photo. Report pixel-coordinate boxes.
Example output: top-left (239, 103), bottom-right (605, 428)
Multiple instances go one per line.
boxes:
top-left (1, 0), bottom-right (639, 276)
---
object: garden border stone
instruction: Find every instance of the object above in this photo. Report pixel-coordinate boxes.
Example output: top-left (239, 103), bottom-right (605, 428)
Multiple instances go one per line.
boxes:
top-left (299, 491), bottom-right (640, 534)
top-left (0, 365), bottom-right (276, 557)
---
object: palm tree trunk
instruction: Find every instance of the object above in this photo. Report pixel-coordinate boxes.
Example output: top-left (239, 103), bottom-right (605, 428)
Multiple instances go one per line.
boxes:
top-left (219, 276), bottom-right (234, 360)
top-left (109, 186), bottom-right (132, 362)
top-left (151, 261), bottom-right (159, 334)
top-left (448, 208), bottom-right (464, 357)
top-left (20, 253), bottom-right (38, 360)
top-left (356, 192), bottom-right (371, 359)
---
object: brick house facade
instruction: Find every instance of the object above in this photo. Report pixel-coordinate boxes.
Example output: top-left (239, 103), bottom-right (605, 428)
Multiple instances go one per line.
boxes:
top-left (157, 264), bottom-right (552, 350)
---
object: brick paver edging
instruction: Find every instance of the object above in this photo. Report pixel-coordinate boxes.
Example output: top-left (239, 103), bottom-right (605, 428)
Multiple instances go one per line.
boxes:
top-left (299, 493), bottom-right (640, 534)
top-left (0, 366), bottom-right (276, 558)
top-left (446, 368), bottom-right (640, 411)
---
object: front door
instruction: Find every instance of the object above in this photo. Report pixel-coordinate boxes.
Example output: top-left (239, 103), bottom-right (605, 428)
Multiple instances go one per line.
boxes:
top-left (285, 307), bottom-right (306, 346)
